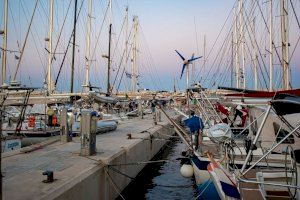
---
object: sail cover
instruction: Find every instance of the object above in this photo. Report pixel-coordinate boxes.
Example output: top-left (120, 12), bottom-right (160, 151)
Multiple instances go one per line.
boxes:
top-left (270, 94), bottom-right (300, 116)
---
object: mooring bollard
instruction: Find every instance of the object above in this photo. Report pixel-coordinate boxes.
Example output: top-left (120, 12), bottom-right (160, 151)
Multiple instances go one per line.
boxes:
top-left (138, 101), bottom-right (143, 119)
top-left (60, 108), bottom-right (71, 142)
top-left (158, 110), bottom-right (162, 122)
top-left (80, 111), bottom-right (97, 156)
top-left (153, 109), bottom-right (157, 125)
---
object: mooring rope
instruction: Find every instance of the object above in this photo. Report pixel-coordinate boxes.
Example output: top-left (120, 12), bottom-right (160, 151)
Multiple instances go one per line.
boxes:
top-left (106, 165), bottom-right (193, 189)
top-left (104, 167), bottom-right (126, 200)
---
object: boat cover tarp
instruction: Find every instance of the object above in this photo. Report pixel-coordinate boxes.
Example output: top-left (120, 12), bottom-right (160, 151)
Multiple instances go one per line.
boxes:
top-left (270, 94), bottom-right (300, 116)
top-left (207, 123), bottom-right (232, 143)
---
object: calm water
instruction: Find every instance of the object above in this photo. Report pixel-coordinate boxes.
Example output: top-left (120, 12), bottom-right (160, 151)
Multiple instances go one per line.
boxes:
top-left (118, 140), bottom-right (197, 200)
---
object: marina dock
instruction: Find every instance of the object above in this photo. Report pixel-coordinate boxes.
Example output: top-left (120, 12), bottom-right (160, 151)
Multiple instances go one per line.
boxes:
top-left (3, 112), bottom-right (180, 200)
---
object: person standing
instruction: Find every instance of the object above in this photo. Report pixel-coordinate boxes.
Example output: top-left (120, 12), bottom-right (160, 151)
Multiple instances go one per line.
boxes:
top-left (184, 110), bottom-right (204, 151)
top-left (150, 96), bottom-right (157, 113)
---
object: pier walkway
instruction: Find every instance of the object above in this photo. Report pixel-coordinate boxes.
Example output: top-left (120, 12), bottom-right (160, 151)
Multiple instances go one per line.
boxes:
top-left (3, 111), bottom-right (179, 200)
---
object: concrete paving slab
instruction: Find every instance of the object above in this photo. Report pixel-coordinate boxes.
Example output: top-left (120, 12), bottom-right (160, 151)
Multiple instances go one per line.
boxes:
top-left (2, 112), bottom-right (177, 200)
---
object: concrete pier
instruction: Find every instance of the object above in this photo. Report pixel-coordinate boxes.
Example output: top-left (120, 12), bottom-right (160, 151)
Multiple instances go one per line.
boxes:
top-left (2, 112), bottom-right (179, 200)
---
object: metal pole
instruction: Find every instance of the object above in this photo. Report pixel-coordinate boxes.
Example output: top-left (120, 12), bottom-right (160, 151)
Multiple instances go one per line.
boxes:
top-left (242, 122), bottom-right (300, 176)
top-left (84, 0), bottom-right (92, 92)
top-left (132, 16), bottom-right (138, 93)
top-left (269, 0), bottom-right (273, 91)
top-left (231, 32), bottom-right (234, 87)
top-left (240, 0), bottom-right (246, 89)
top-left (280, 0), bottom-right (290, 90)
top-left (47, 0), bottom-right (54, 93)
top-left (70, 0), bottom-right (78, 93)
top-left (233, 110), bottom-right (265, 139)
top-left (1, 0), bottom-right (8, 87)
top-left (240, 105), bottom-right (271, 173)
top-left (158, 106), bottom-right (192, 150)
top-left (238, 177), bottom-right (300, 189)
top-left (234, 4), bottom-right (240, 88)
top-left (124, 6), bottom-right (128, 93)
top-left (253, 17), bottom-right (258, 90)
top-left (107, 24), bottom-right (112, 95)
top-left (203, 35), bottom-right (206, 74)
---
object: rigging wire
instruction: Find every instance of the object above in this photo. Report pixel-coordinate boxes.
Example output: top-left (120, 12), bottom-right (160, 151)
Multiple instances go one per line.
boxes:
top-left (19, 0), bottom-right (47, 82)
top-left (54, 0), bottom-right (84, 87)
top-left (195, 0), bottom-right (237, 83)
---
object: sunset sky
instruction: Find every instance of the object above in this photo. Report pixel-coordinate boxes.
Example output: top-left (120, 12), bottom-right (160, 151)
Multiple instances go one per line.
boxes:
top-left (1, 0), bottom-right (300, 92)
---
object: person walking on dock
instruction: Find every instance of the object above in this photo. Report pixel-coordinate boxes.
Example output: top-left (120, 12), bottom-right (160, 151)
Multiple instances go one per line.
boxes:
top-left (184, 110), bottom-right (204, 151)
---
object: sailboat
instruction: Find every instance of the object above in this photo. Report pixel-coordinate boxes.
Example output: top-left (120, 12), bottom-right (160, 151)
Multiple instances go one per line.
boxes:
top-left (168, 0), bottom-right (300, 199)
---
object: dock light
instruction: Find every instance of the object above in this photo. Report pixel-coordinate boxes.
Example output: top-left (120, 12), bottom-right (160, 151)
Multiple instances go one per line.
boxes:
top-left (0, 30), bottom-right (4, 35)
top-left (102, 54), bottom-right (108, 58)
top-left (45, 38), bottom-right (49, 42)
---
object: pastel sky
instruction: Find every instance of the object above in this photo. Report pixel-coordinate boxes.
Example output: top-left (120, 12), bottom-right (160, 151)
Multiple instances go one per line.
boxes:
top-left (1, 0), bottom-right (300, 92)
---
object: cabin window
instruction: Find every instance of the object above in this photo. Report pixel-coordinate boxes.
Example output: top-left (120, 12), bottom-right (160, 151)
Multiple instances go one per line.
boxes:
top-left (273, 122), bottom-right (294, 144)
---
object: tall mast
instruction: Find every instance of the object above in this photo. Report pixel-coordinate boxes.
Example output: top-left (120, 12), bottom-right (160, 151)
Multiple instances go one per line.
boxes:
top-left (107, 25), bottom-right (112, 95)
top-left (253, 17), bottom-right (258, 90)
top-left (231, 32), bottom-right (234, 87)
top-left (239, 0), bottom-right (246, 89)
top-left (203, 35), bottom-right (206, 81)
top-left (132, 16), bottom-right (138, 93)
top-left (70, 0), bottom-right (78, 93)
top-left (1, 0), bottom-right (8, 87)
top-left (269, 0), bottom-right (273, 91)
top-left (107, 0), bottom-right (112, 95)
top-left (47, 0), bottom-right (54, 93)
top-left (84, 0), bottom-right (92, 93)
top-left (280, 0), bottom-right (290, 90)
top-left (124, 6), bottom-right (128, 93)
top-left (234, 4), bottom-right (240, 88)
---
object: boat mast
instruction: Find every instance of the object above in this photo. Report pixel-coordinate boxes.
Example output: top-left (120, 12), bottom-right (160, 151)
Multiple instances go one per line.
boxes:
top-left (280, 0), bottom-right (290, 90)
top-left (107, 0), bottom-right (112, 95)
top-left (253, 17), bottom-right (258, 90)
top-left (124, 6), bottom-right (128, 93)
top-left (47, 0), bottom-right (54, 93)
top-left (234, 4), bottom-right (240, 88)
top-left (239, 0), bottom-right (246, 89)
top-left (70, 0), bottom-right (78, 93)
top-left (132, 16), bottom-right (138, 93)
top-left (269, 0), bottom-right (273, 91)
top-left (231, 31), bottom-right (234, 87)
top-left (83, 0), bottom-right (92, 93)
top-left (203, 35), bottom-right (206, 81)
top-left (1, 0), bottom-right (8, 87)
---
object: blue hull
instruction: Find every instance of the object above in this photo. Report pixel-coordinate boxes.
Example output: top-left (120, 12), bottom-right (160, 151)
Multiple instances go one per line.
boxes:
top-left (196, 180), bottom-right (221, 200)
